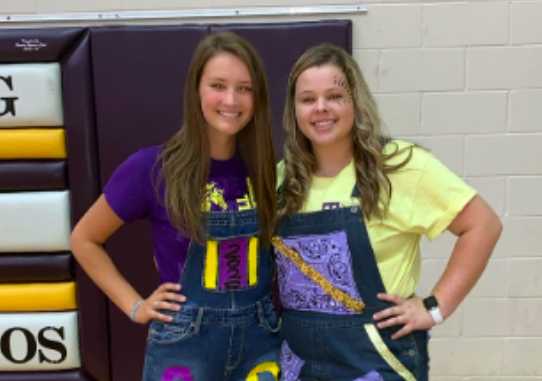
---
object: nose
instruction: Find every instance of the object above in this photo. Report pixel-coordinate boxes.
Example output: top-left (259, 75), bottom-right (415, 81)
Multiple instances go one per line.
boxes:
top-left (223, 88), bottom-right (238, 106)
top-left (315, 97), bottom-right (328, 112)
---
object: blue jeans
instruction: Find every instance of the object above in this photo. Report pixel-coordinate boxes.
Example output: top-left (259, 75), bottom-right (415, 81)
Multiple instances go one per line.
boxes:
top-left (142, 295), bottom-right (280, 381)
top-left (281, 309), bottom-right (429, 381)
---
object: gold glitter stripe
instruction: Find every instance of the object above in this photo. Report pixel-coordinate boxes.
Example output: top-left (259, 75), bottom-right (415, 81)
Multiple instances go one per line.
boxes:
top-left (271, 236), bottom-right (365, 312)
top-left (248, 237), bottom-right (258, 286)
top-left (364, 324), bottom-right (416, 381)
top-left (204, 240), bottom-right (218, 289)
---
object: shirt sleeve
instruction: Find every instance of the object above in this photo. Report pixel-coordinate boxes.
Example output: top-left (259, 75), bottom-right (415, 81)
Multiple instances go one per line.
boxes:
top-left (407, 148), bottom-right (477, 241)
top-left (103, 149), bottom-right (156, 223)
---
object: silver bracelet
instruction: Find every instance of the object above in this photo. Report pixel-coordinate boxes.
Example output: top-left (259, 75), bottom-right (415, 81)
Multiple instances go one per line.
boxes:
top-left (130, 299), bottom-right (144, 322)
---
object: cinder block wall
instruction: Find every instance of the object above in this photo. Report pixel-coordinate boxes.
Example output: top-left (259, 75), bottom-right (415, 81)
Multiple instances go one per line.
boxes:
top-left (2, 1), bottom-right (541, 379)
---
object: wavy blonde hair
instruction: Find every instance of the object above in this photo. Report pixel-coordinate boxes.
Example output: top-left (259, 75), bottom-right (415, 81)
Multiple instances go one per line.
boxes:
top-left (156, 32), bottom-right (276, 246)
top-left (279, 43), bottom-right (412, 218)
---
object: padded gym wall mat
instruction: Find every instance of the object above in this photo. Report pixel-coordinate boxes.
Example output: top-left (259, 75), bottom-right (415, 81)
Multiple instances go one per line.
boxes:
top-left (0, 63), bottom-right (63, 127)
top-left (0, 27), bottom-right (106, 381)
top-left (0, 282), bottom-right (77, 311)
top-left (0, 253), bottom-right (73, 283)
top-left (0, 161), bottom-right (67, 192)
top-left (0, 129), bottom-right (66, 159)
top-left (0, 312), bottom-right (81, 371)
top-left (0, 28), bottom-right (85, 63)
top-left (0, 191), bottom-right (71, 252)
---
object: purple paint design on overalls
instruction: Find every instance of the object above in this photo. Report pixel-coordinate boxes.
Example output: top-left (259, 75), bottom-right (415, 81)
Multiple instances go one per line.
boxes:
top-left (161, 367), bottom-right (194, 381)
top-left (280, 341), bottom-right (304, 381)
top-left (354, 370), bottom-right (384, 381)
top-left (219, 237), bottom-right (248, 290)
top-left (275, 231), bottom-right (362, 314)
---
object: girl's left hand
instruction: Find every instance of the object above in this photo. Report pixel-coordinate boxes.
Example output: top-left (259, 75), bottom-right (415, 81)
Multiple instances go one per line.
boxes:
top-left (373, 293), bottom-right (435, 339)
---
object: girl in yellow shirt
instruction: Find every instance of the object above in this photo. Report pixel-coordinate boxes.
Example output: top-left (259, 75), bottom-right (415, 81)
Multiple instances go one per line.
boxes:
top-left (274, 44), bottom-right (502, 381)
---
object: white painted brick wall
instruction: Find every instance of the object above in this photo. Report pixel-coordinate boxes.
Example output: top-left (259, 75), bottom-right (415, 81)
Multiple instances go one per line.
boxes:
top-left (2, 0), bottom-right (541, 378)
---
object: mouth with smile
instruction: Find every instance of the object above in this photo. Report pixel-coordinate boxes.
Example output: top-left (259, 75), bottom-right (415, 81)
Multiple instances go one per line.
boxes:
top-left (217, 110), bottom-right (242, 120)
top-left (311, 119), bottom-right (337, 130)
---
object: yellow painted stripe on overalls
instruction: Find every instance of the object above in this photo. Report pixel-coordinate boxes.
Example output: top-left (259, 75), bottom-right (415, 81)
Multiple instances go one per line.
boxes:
top-left (204, 240), bottom-right (218, 289)
top-left (0, 282), bottom-right (76, 312)
top-left (248, 237), bottom-right (258, 286)
top-left (0, 129), bottom-right (66, 159)
top-left (246, 361), bottom-right (279, 381)
top-left (364, 324), bottom-right (416, 381)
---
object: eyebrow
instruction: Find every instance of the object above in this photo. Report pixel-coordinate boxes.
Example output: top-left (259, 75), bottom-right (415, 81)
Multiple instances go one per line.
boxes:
top-left (297, 86), bottom-right (345, 95)
top-left (206, 77), bottom-right (252, 84)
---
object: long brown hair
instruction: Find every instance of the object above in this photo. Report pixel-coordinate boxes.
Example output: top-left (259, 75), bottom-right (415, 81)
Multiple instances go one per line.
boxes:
top-left (157, 31), bottom-right (276, 246)
top-left (280, 43), bottom-right (412, 218)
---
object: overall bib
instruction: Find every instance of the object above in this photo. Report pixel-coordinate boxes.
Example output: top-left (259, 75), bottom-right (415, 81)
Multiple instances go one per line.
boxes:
top-left (274, 188), bottom-right (429, 381)
top-left (143, 209), bottom-right (281, 381)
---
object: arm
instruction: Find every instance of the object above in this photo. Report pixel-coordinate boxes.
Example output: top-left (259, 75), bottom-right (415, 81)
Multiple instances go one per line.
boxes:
top-left (432, 195), bottom-right (502, 318)
top-left (71, 195), bottom-right (185, 324)
top-left (374, 195), bottom-right (502, 338)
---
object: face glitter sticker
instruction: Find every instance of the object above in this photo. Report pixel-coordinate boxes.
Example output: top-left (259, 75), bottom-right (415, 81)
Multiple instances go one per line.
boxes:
top-left (334, 76), bottom-right (353, 105)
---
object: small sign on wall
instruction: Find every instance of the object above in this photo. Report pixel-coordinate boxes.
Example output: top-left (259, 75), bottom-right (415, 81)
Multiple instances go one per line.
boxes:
top-left (0, 311), bottom-right (81, 371)
top-left (0, 63), bottom-right (63, 127)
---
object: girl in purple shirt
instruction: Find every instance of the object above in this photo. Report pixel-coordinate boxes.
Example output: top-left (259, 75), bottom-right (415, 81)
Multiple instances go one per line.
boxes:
top-left (71, 32), bottom-right (280, 381)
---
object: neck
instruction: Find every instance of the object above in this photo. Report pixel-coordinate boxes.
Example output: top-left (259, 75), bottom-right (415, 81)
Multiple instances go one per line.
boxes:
top-left (209, 135), bottom-right (236, 160)
top-left (313, 143), bottom-right (353, 178)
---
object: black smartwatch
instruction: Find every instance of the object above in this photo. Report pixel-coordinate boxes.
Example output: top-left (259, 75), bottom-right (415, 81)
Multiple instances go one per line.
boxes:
top-left (423, 295), bottom-right (443, 324)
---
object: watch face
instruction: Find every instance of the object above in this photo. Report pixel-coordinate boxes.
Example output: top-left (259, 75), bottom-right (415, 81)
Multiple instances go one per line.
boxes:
top-left (423, 296), bottom-right (439, 310)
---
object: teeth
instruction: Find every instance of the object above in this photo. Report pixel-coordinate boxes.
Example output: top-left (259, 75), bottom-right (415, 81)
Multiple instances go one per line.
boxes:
top-left (219, 111), bottom-right (239, 117)
top-left (313, 120), bottom-right (334, 127)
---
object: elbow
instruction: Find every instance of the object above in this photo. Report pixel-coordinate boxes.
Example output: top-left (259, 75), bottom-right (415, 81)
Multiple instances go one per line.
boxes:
top-left (491, 215), bottom-right (503, 241)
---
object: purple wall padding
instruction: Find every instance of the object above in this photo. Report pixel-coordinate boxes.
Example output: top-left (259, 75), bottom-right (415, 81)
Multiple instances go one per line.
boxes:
top-left (0, 253), bottom-right (72, 283)
top-left (0, 370), bottom-right (94, 381)
top-left (62, 31), bottom-right (109, 381)
top-left (90, 24), bottom-right (209, 381)
top-left (0, 28), bottom-right (85, 63)
top-left (211, 20), bottom-right (352, 158)
top-left (0, 161), bottom-right (67, 191)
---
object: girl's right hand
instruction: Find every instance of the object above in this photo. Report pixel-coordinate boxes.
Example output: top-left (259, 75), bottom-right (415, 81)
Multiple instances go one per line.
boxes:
top-left (133, 283), bottom-right (187, 324)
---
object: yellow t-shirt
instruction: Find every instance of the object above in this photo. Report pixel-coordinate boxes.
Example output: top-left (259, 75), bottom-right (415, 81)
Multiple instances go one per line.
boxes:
top-left (277, 140), bottom-right (476, 298)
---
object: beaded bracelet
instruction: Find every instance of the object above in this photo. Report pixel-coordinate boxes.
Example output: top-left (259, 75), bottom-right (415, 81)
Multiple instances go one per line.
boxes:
top-left (130, 299), bottom-right (144, 322)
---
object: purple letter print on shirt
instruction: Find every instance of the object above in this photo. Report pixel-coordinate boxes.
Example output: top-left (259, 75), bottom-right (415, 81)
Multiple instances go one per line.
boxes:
top-left (275, 231), bottom-right (362, 314)
top-left (280, 341), bottom-right (304, 381)
top-left (219, 237), bottom-right (248, 290)
top-left (161, 367), bottom-right (194, 381)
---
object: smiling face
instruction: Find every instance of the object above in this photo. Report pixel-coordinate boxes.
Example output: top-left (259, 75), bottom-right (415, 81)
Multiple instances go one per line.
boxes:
top-left (294, 64), bottom-right (355, 151)
top-left (199, 52), bottom-right (254, 145)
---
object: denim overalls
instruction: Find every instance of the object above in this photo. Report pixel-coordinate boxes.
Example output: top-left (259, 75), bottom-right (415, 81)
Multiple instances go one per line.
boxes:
top-left (143, 209), bottom-right (281, 381)
top-left (274, 187), bottom-right (429, 381)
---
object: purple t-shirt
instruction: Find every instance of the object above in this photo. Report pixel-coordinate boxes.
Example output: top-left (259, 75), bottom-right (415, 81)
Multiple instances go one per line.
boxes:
top-left (104, 146), bottom-right (255, 284)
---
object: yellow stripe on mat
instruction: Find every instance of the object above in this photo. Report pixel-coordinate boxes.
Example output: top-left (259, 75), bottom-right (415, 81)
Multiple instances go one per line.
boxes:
top-left (0, 129), bottom-right (66, 159)
top-left (364, 323), bottom-right (416, 381)
top-left (0, 282), bottom-right (76, 312)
